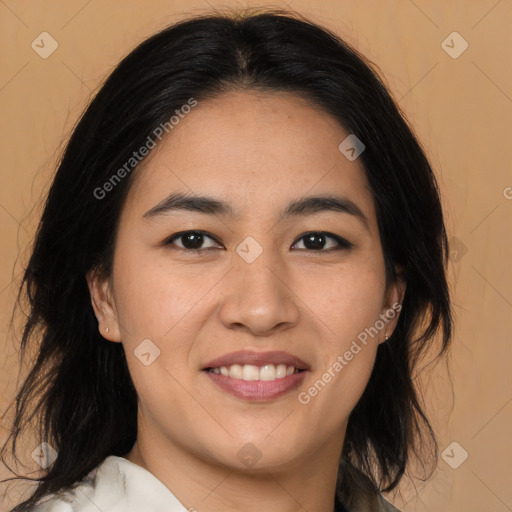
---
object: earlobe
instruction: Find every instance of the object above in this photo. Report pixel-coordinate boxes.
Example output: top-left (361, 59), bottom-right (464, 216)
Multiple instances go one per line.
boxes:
top-left (380, 273), bottom-right (406, 343)
top-left (85, 269), bottom-right (122, 342)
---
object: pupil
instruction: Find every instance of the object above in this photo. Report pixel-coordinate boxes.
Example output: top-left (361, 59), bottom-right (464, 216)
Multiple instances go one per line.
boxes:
top-left (305, 233), bottom-right (325, 250)
top-left (183, 233), bottom-right (203, 249)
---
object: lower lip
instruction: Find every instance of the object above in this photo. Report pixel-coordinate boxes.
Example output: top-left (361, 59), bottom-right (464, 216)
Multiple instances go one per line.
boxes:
top-left (204, 370), bottom-right (308, 402)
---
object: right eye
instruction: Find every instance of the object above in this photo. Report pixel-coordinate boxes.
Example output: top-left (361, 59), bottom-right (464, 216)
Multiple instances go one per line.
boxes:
top-left (164, 230), bottom-right (223, 252)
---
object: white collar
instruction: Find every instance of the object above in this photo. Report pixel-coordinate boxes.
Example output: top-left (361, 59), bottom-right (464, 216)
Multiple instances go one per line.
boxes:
top-left (34, 455), bottom-right (189, 511)
top-left (33, 455), bottom-right (399, 512)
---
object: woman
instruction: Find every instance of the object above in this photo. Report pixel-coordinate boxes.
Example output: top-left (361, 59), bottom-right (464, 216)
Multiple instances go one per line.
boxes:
top-left (1, 7), bottom-right (452, 512)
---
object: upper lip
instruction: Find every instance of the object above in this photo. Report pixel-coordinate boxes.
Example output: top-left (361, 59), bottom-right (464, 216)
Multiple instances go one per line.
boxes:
top-left (202, 350), bottom-right (310, 371)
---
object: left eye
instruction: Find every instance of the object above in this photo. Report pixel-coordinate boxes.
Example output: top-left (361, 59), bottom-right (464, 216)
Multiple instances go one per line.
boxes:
top-left (164, 230), bottom-right (353, 252)
top-left (292, 232), bottom-right (354, 251)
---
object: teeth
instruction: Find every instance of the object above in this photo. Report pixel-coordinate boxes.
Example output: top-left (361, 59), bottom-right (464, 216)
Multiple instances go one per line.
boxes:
top-left (276, 364), bottom-right (287, 378)
top-left (211, 363), bottom-right (299, 381)
top-left (229, 364), bottom-right (242, 379)
top-left (242, 364), bottom-right (259, 381)
top-left (260, 364), bottom-right (276, 381)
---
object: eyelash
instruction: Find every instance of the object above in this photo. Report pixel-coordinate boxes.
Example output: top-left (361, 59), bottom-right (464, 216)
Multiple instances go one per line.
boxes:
top-left (163, 230), bottom-right (354, 254)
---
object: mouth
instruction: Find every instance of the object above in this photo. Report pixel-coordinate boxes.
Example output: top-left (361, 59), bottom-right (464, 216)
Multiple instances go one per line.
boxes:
top-left (201, 350), bottom-right (310, 402)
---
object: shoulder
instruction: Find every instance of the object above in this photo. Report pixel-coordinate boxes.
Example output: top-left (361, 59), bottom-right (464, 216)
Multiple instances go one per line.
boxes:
top-left (27, 457), bottom-right (118, 511)
top-left (27, 455), bottom-right (188, 512)
top-left (28, 474), bottom-right (96, 512)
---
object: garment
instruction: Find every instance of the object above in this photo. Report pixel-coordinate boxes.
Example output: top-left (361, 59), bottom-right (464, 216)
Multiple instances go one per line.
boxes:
top-left (30, 455), bottom-right (400, 512)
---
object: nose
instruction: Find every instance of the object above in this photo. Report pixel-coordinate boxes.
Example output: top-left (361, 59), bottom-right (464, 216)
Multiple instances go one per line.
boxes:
top-left (218, 248), bottom-right (300, 337)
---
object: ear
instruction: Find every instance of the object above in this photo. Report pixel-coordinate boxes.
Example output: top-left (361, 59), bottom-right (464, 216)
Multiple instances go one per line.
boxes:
top-left (378, 267), bottom-right (406, 344)
top-left (86, 268), bottom-right (122, 342)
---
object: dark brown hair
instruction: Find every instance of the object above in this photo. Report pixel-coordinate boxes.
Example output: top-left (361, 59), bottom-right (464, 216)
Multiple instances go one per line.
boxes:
top-left (1, 7), bottom-right (452, 510)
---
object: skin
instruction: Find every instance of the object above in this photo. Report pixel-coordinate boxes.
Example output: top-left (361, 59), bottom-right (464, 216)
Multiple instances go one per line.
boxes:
top-left (87, 90), bottom-right (405, 512)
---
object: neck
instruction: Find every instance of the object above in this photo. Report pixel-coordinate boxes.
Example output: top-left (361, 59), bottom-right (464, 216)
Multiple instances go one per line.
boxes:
top-left (124, 426), bottom-right (345, 512)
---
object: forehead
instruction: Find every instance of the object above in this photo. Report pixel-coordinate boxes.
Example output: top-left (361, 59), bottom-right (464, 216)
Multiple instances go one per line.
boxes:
top-left (123, 90), bottom-right (377, 230)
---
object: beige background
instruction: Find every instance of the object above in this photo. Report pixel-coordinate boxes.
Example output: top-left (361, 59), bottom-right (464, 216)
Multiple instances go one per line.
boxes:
top-left (0, 0), bottom-right (511, 510)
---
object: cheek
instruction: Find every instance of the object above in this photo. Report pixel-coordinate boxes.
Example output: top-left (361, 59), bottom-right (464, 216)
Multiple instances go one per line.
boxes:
top-left (112, 249), bottom-right (215, 341)
top-left (301, 260), bottom-right (386, 348)
top-left (298, 325), bottom-right (377, 428)
top-left (294, 260), bottom-right (384, 414)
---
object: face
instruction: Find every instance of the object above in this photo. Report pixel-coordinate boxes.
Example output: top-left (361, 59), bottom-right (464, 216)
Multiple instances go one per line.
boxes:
top-left (88, 90), bottom-right (404, 473)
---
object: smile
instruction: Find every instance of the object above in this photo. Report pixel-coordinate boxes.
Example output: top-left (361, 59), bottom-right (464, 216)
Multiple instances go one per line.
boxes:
top-left (201, 350), bottom-right (310, 401)
top-left (207, 363), bottom-right (300, 381)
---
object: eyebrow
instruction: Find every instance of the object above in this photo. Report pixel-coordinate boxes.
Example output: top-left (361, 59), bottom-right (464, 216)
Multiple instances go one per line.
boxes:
top-left (143, 192), bottom-right (369, 230)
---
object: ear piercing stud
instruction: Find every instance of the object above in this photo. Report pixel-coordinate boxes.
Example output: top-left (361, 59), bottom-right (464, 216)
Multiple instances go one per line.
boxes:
top-left (385, 332), bottom-right (389, 341)
top-left (105, 327), bottom-right (109, 333)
